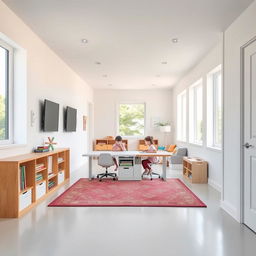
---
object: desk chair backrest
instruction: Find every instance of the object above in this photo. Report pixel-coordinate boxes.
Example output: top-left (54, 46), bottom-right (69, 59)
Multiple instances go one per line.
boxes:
top-left (98, 153), bottom-right (114, 168)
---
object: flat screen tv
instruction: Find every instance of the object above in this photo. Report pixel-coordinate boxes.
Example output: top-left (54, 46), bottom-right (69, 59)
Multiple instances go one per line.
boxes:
top-left (65, 106), bottom-right (77, 132)
top-left (42, 99), bottom-right (59, 132)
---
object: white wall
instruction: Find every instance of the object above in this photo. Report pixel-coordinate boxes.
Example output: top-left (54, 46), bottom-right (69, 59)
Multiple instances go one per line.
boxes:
top-left (222, 0), bottom-right (256, 221)
top-left (94, 89), bottom-right (173, 150)
top-left (0, 1), bottom-right (93, 172)
top-left (172, 38), bottom-right (223, 192)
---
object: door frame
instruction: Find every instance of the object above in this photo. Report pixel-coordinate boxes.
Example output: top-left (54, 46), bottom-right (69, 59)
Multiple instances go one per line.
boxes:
top-left (240, 36), bottom-right (256, 224)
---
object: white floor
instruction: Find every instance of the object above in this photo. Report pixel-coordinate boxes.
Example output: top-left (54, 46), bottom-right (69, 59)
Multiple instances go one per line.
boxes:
top-left (0, 163), bottom-right (256, 256)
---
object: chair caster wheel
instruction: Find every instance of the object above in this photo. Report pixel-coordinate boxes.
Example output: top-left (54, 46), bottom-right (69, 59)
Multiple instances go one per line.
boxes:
top-left (99, 179), bottom-right (102, 182)
top-left (97, 175), bottom-right (99, 178)
top-left (113, 178), bottom-right (116, 181)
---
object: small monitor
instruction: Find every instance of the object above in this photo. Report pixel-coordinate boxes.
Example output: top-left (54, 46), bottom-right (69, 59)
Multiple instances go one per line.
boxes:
top-left (43, 100), bottom-right (59, 132)
top-left (65, 106), bottom-right (77, 132)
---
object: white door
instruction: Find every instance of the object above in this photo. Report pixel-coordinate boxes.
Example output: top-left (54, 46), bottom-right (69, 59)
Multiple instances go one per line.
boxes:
top-left (244, 39), bottom-right (256, 232)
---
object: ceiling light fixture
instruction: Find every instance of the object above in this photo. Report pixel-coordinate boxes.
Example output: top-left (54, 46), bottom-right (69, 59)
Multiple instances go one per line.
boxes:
top-left (156, 74), bottom-right (161, 77)
top-left (102, 74), bottom-right (108, 77)
top-left (172, 38), bottom-right (179, 43)
top-left (81, 38), bottom-right (88, 44)
top-left (95, 61), bottom-right (101, 65)
top-left (108, 84), bottom-right (112, 87)
top-left (161, 61), bottom-right (167, 64)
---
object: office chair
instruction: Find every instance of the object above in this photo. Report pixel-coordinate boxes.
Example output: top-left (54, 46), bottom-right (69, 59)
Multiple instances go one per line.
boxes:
top-left (141, 162), bottom-right (161, 180)
top-left (97, 153), bottom-right (117, 181)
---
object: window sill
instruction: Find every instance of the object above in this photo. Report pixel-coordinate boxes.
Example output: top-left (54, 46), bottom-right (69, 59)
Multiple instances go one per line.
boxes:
top-left (0, 143), bottom-right (27, 150)
top-left (176, 140), bottom-right (187, 144)
top-left (206, 146), bottom-right (222, 152)
top-left (188, 142), bottom-right (203, 147)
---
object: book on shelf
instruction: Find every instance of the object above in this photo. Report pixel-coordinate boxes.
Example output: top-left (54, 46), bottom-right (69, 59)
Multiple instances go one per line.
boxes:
top-left (48, 180), bottom-right (55, 189)
top-left (36, 173), bottom-right (43, 182)
top-left (34, 146), bottom-right (49, 153)
top-left (36, 163), bottom-right (45, 171)
top-left (48, 173), bottom-right (55, 179)
top-left (58, 157), bottom-right (64, 163)
top-left (20, 166), bottom-right (26, 191)
top-left (48, 156), bottom-right (53, 174)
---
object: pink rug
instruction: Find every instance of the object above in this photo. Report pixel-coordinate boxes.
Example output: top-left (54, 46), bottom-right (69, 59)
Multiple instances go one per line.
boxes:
top-left (48, 178), bottom-right (206, 207)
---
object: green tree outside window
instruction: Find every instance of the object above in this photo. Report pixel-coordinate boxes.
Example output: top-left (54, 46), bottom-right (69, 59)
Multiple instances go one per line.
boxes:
top-left (119, 104), bottom-right (145, 136)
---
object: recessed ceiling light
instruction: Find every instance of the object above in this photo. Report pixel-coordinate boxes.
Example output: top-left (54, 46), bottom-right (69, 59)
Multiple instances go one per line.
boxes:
top-left (102, 74), bottom-right (108, 77)
top-left (161, 61), bottom-right (167, 64)
top-left (152, 84), bottom-right (157, 86)
top-left (172, 38), bottom-right (179, 43)
top-left (81, 39), bottom-right (88, 44)
top-left (95, 61), bottom-right (101, 65)
top-left (108, 84), bottom-right (112, 87)
top-left (156, 74), bottom-right (161, 77)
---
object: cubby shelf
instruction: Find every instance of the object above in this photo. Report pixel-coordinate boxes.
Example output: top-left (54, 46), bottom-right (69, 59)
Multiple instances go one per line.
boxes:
top-left (183, 157), bottom-right (208, 184)
top-left (0, 148), bottom-right (70, 218)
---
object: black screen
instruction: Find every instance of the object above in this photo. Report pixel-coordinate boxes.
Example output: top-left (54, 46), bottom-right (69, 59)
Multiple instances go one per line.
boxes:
top-left (43, 100), bottom-right (59, 132)
top-left (65, 106), bottom-right (77, 132)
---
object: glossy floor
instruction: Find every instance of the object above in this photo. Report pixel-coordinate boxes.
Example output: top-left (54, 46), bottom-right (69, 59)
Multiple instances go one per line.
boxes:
top-left (0, 164), bottom-right (256, 256)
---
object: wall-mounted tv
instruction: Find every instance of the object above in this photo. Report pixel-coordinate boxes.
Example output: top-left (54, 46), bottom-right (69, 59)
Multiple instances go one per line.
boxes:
top-left (65, 106), bottom-right (77, 132)
top-left (42, 99), bottom-right (59, 132)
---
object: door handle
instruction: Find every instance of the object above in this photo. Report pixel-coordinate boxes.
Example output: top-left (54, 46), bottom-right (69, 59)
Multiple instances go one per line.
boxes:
top-left (244, 143), bottom-right (253, 149)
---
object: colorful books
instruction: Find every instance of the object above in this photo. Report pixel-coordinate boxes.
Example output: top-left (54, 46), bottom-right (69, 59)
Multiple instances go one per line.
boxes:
top-left (48, 180), bottom-right (55, 189)
top-left (34, 146), bottom-right (49, 153)
top-left (36, 173), bottom-right (43, 182)
top-left (36, 163), bottom-right (45, 171)
top-left (20, 166), bottom-right (26, 191)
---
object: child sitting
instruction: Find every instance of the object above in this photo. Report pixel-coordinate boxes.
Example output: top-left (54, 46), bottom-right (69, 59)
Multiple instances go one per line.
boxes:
top-left (112, 135), bottom-right (126, 171)
top-left (142, 136), bottom-right (158, 176)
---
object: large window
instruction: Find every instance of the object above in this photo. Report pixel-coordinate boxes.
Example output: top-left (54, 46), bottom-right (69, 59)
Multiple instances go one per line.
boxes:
top-left (189, 80), bottom-right (203, 145)
top-left (207, 66), bottom-right (222, 149)
top-left (177, 90), bottom-right (187, 141)
top-left (0, 41), bottom-right (13, 144)
top-left (118, 103), bottom-right (145, 136)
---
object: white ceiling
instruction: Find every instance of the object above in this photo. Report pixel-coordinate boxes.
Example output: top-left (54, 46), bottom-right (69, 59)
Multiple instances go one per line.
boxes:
top-left (3, 0), bottom-right (253, 89)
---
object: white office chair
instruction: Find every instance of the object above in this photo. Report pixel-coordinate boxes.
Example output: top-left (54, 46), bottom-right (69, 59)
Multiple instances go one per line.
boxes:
top-left (97, 153), bottom-right (117, 181)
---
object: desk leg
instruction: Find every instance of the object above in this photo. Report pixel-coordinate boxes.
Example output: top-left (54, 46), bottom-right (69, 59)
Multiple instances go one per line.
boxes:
top-left (162, 157), bottom-right (167, 181)
top-left (89, 156), bottom-right (92, 180)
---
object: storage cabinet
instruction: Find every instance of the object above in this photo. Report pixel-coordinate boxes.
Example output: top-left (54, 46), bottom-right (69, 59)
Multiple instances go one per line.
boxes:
top-left (118, 156), bottom-right (141, 180)
top-left (183, 157), bottom-right (208, 184)
top-left (138, 139), bottom-right (158, 151)
top-left (0, 148), bottom-right (70, 218)
top-left (94, 139), bottom-right (128, 151)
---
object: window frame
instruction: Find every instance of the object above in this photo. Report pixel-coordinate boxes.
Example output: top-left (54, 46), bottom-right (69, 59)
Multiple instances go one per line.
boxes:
top-left (0, 40), bottom-right (13, 145)
top-left (177, 90), bottom-right (187, 142)
top-left (207, 65), bottom-right (222, 150)
top-left (116, 101), bottom-right (146, 138)
top-left (189, 79), bottom-right (203, 146)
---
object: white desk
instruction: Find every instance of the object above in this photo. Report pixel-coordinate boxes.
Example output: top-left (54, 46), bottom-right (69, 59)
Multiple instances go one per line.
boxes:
top-left (82, 151), bottom-right (172, 181)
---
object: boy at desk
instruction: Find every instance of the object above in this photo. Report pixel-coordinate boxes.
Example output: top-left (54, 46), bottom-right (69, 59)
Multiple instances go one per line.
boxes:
top-left (142, 136), bottom-right (158, 176)
top-left (112, 135), bottom-right (126, 171)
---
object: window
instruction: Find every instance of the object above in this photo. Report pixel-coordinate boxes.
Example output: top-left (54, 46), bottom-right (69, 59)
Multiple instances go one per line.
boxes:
top-left (189, 80), bottom-right (203, 145)
top-left (118, 103), bottom-right (145, 136)
top-left (0, 41), bottom-right (13, 144)
top-left (207, 65), bottom-right (222, 149)
top-left (177, 90), bottom-right (187, 141)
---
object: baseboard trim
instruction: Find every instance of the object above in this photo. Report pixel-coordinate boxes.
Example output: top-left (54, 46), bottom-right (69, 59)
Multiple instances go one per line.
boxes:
top-left (220, 200), bottom-right (240, 222)
top-left (208, 178), bottom-right (221, 192)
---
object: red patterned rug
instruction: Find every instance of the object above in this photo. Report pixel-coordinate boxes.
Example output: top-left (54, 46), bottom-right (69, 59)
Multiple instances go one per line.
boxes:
top-left (48, 178), bottom-right (206, 207)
